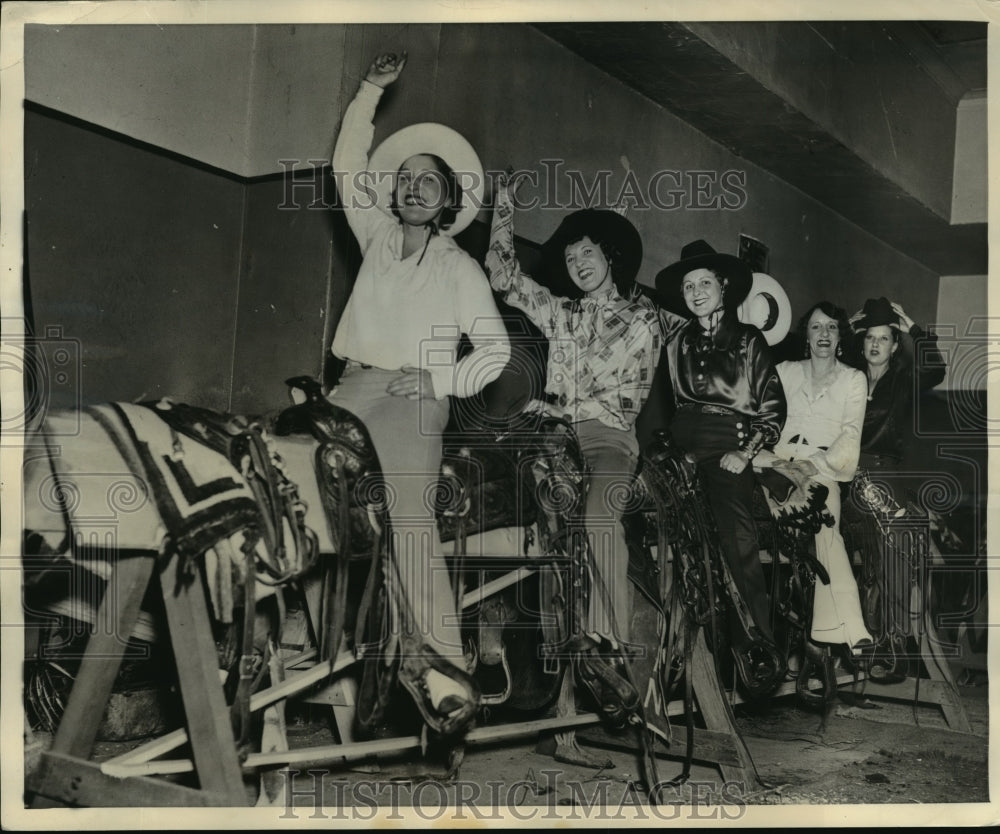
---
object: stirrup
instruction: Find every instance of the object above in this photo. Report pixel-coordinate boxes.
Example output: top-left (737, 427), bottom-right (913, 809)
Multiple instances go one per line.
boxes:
top-left (478, 598), bottom-right (512, 705)
top-left (795, 640), bottom-right (836, 708)
top-left (868, 637), bottom-right (908, 684)
top-left (732, 639), bottom-right (786, 699)
top-left (398, 644), bottom-right (481, 737)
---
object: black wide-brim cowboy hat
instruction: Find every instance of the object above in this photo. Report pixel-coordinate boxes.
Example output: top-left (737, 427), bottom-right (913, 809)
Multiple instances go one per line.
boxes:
top-left (654, 239), bottom-right (753, 317)
top-left (539, 209), bottom-right (643, 297)
top-left (852, 296), bottom-right (900, 331)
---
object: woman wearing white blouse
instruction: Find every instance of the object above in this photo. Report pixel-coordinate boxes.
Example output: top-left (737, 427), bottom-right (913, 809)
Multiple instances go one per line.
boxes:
top-left (328, 52), bottom-right (510, 735)
top-left (755, 302), bottom-right (874, 652)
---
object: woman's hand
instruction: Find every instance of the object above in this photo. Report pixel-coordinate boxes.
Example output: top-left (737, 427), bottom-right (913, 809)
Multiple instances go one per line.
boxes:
top-left (386, 365), bottom-right (435, 400)
top-left (890, 301), bottom-right (916, 331)
top-left (719, 450), bottom-right (749, 474)
top-left (365, 52), bottom-right (408, 88)
top-left (788, 458), bottom-right (819, 479)
top-left (848, 308), bottom-right (865, 327)
top-left (496, 166), bottom-right (530, 205)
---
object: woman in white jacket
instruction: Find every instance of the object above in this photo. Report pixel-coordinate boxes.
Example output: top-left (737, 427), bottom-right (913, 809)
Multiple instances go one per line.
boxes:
top-left (755, 301), bottom-right (873, 652)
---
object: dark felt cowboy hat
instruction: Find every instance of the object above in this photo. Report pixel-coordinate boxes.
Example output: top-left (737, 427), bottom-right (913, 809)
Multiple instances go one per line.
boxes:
top-left (852, 296), bottom-right (900, 331)
top-left (654, 239), bottom-right (753, 317)
top-left (540, 209), bottom-right (643, 298)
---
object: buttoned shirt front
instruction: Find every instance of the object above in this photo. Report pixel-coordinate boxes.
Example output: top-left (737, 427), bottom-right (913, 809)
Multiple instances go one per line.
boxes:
top-left (775, 360), bottom-right (867, 482)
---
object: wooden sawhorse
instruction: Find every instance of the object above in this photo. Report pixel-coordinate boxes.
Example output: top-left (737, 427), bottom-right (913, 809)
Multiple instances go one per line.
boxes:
top-left (840, 510), bottom-right (973, 734)
top-left (27, 551), bottom-right (250, 807)
top-left (25, 548), bottom-right (765, 807)
top-left (843, 599), bottom-right (972, 733)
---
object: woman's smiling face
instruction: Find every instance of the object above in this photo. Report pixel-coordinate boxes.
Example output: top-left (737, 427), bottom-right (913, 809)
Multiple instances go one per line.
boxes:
top-left (394, 154), bottom-right (449, 227)
top-left (807, 308), bottom-right (840, 358)
top-left (564, 236), bottom-right (613, 296)
top-left (682, 268), bottom-right (724, 318)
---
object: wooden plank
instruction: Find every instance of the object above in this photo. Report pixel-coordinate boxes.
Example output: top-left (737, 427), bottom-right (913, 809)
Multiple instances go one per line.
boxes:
top-left (254, 651), bottom-right (355, 709)
top-left (29, 752), bottom-right (227, 807)
top-left (158, 556), bottom-right (249, 806)
top-left (853, 598), bottom-right (972, 733)
top-left (102, 728), bottom-right (188, 767)
top-left (101, 712), bottom-right (605, 777)
top-left (920, 617), bottom-right (973, 733)
top-left (102, 759), bottom-right (195, 778)
top-left (49, 554), bottom-right (155, 760)
top-left (249, 711), bottom-right (602, 768)
top-left (688, 629), bottom-right (759, 787)
top-left (864, 678), bottom-right (951, 702)
top-left (461, 567), bottom-right (536, 609)
top-left (104, 650), bottom-right (356, 768)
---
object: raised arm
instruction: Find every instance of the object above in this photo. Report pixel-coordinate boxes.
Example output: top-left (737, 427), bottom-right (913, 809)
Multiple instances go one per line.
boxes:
top-left (331, 52), bottom-right (407, 252)
top-left (484, 171), bottom-right (558, 335)
top-left (892, 302), bottom-right (946, 391)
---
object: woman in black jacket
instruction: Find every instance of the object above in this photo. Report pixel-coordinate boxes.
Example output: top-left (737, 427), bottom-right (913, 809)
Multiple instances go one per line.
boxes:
top-left (848, 296), bottom-right (947, 680)
top-left (655, 240), bottom-right (787, 696)
top-left (852, 297), bottom-right (946, 469)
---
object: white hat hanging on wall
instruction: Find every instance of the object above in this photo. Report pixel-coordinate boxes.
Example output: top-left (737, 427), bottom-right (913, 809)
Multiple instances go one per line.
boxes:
top-left (738, 272), bottom-right (792, 346)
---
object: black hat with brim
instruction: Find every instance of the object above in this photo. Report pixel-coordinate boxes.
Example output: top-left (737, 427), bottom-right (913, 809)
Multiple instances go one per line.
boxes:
top-left (853, 296), bottom-right (900, 331)
top-left (540, 209), bottom-right (643, 297)
top-left (654, 239), bottom-right (753, 317)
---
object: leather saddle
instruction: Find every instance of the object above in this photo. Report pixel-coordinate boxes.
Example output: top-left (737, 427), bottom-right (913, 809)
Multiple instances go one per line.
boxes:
top-left (436, 412), bottom-right (590, 712)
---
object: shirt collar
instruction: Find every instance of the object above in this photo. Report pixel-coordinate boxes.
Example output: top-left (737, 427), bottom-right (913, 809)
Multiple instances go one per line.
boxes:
top-left (577, 284), bottom-right (620, 308)
top-left (684, 312), bottom-right (740, 350)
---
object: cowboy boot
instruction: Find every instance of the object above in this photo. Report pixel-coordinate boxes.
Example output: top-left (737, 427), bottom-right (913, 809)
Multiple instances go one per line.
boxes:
top-left (571, 635), bottom-right (640, 729)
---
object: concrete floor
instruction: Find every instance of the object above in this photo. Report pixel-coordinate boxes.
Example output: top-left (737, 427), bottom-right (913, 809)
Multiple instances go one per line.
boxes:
top-left (263, 678), bottom-right (991, 821)
top-left (21, 673), bottom-right (991, 826)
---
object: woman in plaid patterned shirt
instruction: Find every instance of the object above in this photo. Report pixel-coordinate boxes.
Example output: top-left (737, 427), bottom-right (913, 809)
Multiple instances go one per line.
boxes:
top-left (486, 172), bottom-right (661, 678)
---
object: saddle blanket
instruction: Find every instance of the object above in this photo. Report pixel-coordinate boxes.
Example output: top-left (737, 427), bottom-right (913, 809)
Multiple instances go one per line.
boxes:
top-left (22, 405), bottom-right (295, 619)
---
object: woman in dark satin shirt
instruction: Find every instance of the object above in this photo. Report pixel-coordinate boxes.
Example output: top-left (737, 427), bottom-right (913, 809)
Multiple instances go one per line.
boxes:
top-left (656, 240), bottom-right (787, 697)
top-left (851, 297), bottom-right (946, 469)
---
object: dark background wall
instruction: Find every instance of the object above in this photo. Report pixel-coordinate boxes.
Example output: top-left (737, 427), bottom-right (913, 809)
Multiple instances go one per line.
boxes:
top-left (24, 105), bottom-right (341, 414)
top-left (25, 106), bottom-right (246, 410)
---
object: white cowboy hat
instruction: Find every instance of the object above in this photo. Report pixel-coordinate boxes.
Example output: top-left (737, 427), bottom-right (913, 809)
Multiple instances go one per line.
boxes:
top-left (738, 272), bottom-right (792, 346)
top-left (367, 122), bottom-right (484, 236)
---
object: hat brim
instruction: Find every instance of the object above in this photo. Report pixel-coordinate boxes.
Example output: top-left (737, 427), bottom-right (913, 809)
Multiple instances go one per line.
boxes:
top-left (853, 316), bottom-right (901, 331)
top-left (367, 122), bottom-right (484, 236)
top-left (540, 210), bottom-right (643, 293)
top-left (654, 252), bottom-right (752, 317)
top-left (738, 272), bottom-right (792, 346)
top-left (852, 297), bottom-right (900, 331)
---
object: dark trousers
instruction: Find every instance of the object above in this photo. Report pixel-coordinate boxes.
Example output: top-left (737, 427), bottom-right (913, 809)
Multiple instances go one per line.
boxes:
top-left (697, 457), bottom-right (773, 646)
